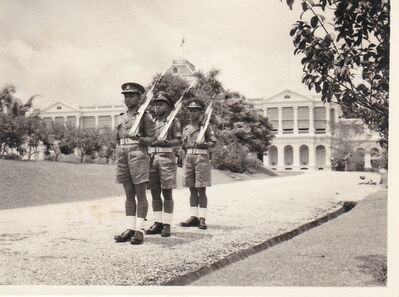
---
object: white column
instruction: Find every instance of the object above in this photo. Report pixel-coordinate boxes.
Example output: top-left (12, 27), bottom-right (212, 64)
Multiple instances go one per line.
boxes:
top-left (278, 107), bottom-right (283, 135)
top-left (325, 106), bottom-right (331, 135)
top-left (111, 115), bottom-right (115, 129)
top-left (309, 106), bottom-right (314, 134)
top-left (293, 144), bottom-right (300, 169)
top-left (63, 116), bottom-right (67, 127)
top-left (95, 115), bottom-right (99, 128)
top-left (277, 144), bottom-right (284, 169)
top-left (76, 115), bottom-right (80, 128)
top-left (293, 106), bottom-right (298, 135)
top-left (308, 145), bottom-right (316, 170)
top-left (364, 152), bottom-right (372, 170)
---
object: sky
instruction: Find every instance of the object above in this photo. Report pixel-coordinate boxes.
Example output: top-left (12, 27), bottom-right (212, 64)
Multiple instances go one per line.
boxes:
top-left (1, 0), bottom-right (321, 108)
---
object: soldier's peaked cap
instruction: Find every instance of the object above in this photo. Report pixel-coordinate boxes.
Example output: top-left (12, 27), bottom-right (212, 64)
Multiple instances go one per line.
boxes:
top-left (154, 91), bottom-right (174, 107)
top-left (187, 99), bottom-right (205, 110)
top-left (121, 82), bottom-right (145, 95)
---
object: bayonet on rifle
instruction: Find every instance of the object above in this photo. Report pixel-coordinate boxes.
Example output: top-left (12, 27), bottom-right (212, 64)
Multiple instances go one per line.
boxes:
top-left (196, 101), bottom-right (213, 144)
top-left (157, 81), bottom-right (196, 141)
top-left (128, 69), bottom-right (167, 137)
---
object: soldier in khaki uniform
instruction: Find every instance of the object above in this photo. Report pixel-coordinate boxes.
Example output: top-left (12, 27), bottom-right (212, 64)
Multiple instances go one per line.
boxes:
top-left (114, 82), bottom-right (155, 245)
top-left (145, 91), bottom-right (182, 237)
top-left (180, 99), bottom-right (216, 230)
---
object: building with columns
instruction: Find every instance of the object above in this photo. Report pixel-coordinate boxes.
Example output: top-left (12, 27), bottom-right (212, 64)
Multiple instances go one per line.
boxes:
top-left (40, 101), bottom-right (125, 133)
top-left (39, 58), bottom-right (197, 133)
top-left (255, 89), bottom-right (381, 171)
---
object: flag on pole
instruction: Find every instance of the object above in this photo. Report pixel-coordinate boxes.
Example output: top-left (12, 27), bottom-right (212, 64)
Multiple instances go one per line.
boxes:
top-left (180, 37), bottom-right (185, 47)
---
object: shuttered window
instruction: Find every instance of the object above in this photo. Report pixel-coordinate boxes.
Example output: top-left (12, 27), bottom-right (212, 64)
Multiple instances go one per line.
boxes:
top-left (314, 107), bottom-right (326, 133)
top-left (82, 116), bottom-right (95, 129)
top-left (330, 108), bottom-right (335, 133)
top-left (298, 106), bottom-right (309, 133)
top-left (66, 116), bottom-right (76, 127)
top-left (43, 117), bottom-right (52, 128)
top-left (267, 108), bottom-right (278, 131)
top-left (282, 107), bottom-right (293, 133)
top-left (98, 116), bottom-right (111, 128)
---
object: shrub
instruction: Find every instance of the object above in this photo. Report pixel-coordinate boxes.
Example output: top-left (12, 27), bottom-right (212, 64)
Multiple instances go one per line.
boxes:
top-left (1, 153), bottom-right (22, 160)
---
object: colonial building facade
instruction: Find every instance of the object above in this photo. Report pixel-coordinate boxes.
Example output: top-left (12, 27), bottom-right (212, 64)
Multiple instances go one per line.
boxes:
top-left (40, 58), bottom-right (197, 133)
top-left (254, 89), bottom-right (381, 171)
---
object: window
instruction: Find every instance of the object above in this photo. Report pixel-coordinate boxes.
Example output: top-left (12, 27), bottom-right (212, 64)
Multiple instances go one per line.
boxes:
top-left (330, 108), bottom-right (336, 134)
top-left (56, 106), bottom-right (62, 110)
top-left (98, 116), bottom-right (111, 128)
top-left (82, 116), bottom-right (95, 129)
top-left (266, 108), bottom-right (278, 132)
top-left (314, 107), bottom-right (326, 133)
top-left (66, 116), bottom-right (76, 127)
top-left (282, 107), bottom-right (293, 134)
top-left (298, 106), bottom-right (309, 133)
top-left (55, 117), bottom-right (64, 126)
top-left (43, 117), bottom-right (52, 128)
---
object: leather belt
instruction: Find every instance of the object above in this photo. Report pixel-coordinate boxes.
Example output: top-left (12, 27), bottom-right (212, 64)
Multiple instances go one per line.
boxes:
top-left (186, 148), bottom-right (208, 155)
top-left (119, 138), bottom-right (139, 145)
top-left (149, 147), bottom-right (174, 153)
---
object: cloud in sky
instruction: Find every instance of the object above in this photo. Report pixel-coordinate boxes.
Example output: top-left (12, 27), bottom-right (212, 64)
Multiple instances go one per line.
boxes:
top-left (0, 0), bottom-right (311, 108)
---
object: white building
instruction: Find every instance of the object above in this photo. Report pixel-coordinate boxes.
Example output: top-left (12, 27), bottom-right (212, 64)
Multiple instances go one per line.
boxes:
top-left (251, 89), bottom-right (381, 171)
top-left (40, 59), bottom-right (197, 132)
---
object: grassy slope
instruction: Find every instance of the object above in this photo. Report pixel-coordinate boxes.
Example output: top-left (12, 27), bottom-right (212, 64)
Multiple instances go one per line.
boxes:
top-left (0, 160), bottom-right (280, 210)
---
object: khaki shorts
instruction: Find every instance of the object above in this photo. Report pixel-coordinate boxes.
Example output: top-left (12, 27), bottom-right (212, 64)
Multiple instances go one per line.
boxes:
top-left (147, 153), bottom-right (177, 190)
top-left (115, 145), bottom-right (149, 185)
top-left (183, 153), bottom-right (211, 188)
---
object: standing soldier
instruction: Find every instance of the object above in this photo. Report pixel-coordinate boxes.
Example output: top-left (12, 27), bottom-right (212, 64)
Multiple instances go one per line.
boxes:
top-left (145, 91), bottom-right (182, 237)
top-left (114, 82), bottom-right (155, 245)
top-left (180, 99), bottom-right (216, 230)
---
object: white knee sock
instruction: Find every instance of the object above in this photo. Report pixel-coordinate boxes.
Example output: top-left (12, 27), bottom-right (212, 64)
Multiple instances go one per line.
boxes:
top-left (163, 212), bottom-right (173, 225)
top-left (190, 207), bottom-right (198, 218)
top-left (126, 216), bottom-right (136, 230)
top-left (199, 207), bottom-right (207, 219)
top-left (153, 211), bottom-right (163, 224)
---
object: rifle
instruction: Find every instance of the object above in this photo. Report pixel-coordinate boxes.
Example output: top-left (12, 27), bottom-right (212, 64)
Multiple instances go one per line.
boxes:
top-left (128, 69), bottom-right (167, 137)
top-left (157, 81), bottom-right (196, 141)
top-left (195, 101), bottom-right (213, 144)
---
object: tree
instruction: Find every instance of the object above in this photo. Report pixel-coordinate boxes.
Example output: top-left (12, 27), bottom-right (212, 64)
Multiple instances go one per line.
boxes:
top-left (25, 113), bottom-right (49, 160)
top-left (0, 85), bottom-right (37, 157)
top-left (284, 0), bottom-right (389, 146)
top-left (330, 121), bottom-right (373, 170)
top-left (98, 130), bottom-right (117, 164)
top-left (73, 129), bottom-right (103, 163)
top-left (42, 122), bottom-right (76, 161)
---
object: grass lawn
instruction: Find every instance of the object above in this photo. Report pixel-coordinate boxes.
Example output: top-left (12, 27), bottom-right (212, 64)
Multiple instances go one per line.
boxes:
top-left (0, 159), bottom-right (281, 210)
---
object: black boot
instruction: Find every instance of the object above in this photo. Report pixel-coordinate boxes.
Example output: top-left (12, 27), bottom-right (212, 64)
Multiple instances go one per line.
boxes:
top-left (180, 216), bottom-right (200, 227)
top-left (198, 217), bottom-right (207, 230)
top-left (130, 230), bottom-right (144, 245)
top-left (114, 229), bottom-right (135, 242)
top-left (161, 224), bottom-right (171, 237)
top-left (145, 222), bottom-right (164, 235)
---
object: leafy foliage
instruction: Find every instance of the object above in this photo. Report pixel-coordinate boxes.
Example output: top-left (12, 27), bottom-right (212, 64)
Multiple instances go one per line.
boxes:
top-left (0, 85), bottom-right (40, 157)
top-left (284, 0), bottom-right (389, 146)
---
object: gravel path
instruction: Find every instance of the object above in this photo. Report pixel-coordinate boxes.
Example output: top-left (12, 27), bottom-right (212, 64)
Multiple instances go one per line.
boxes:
top-left (192, 189), bottom-right (387, 286)
top-left (0, 171), bottom-right (382, 285)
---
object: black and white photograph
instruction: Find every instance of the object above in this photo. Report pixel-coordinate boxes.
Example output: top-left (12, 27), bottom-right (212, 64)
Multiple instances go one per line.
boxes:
top-left (0, 0), bottom-right (397, 296)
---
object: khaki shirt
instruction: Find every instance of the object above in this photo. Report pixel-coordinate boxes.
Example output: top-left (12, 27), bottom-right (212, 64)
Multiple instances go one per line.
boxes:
top-left (116, 111), bottom-right (155, 141)
top-left (153, 117), bottom-right (182, 145)
top-left (182, 124), bottom-right (216, 149)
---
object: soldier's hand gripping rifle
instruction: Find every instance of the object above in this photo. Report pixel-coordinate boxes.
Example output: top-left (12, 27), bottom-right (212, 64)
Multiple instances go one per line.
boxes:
top-left (195, 101), bottom-right (213, 144)
top-left (128, 69), bottom-right (167, 137)
top-left (157, 81), bottom-right (196, 141)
